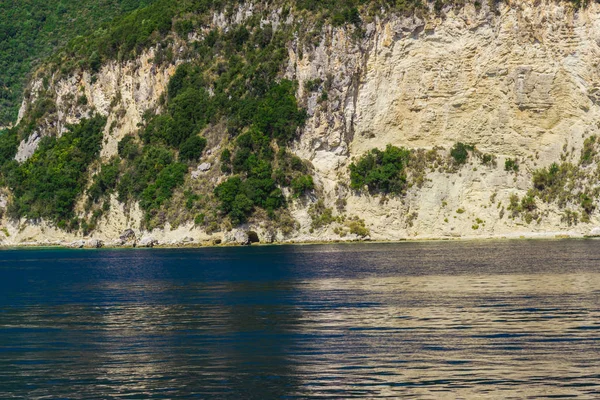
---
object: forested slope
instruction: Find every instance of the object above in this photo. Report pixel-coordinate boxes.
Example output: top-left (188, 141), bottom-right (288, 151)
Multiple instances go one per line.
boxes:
top-left (0, 0), bottom-right (157, 127)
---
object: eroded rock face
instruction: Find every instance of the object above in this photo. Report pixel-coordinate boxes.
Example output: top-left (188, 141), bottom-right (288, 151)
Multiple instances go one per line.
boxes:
top-left (15, 132), bottom-right (41, 162)
top-left (232, 231), bottom-right (250, 245)
top-left (287, 1), bottom-right (600, 240)
top-left (120, 229), bottom-right (136, 242)
top-left (16, 49), bottom-right (176, 163)
top-left (292, 2), bottom-right (600, 172)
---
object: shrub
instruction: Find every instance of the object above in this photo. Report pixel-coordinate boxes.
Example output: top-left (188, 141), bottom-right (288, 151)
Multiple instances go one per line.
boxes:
top-left (179, 135), bottom-right (207, 161)
top-left (561, 209), bottom-right (579, 226)
top-left (304, 79), bottom-right (322, 92)
top-left (349, 144), bottom-right (410, 195)
top-left (139, 162), bottom-right (187, 211)
top-left (532, 162), bottom-right (560, 191)
top-left (507, 194), bottom-right (521, 218)
top-left (480, 153), bottom-right (496, 166)
top-left (214, 177), bottom-right (252, 224)
top-left (194, 213), bottom-right (205, 225)
top-left (214, 175), bottom-right (284, 224)
top-left (0, 129), bottom-right (19, 165)
top-left (521, 194), bottom-right (536, 212)
top-left (450, 142), bottom-right (474, 165)
top-left (117, 135), bottom-right (140, 160)
top-left (505, 158), bottom-right (519, 172)
top-left (252, 80), bottom-right (307, 143)
top-left (117, 145), bottom-right (175, 204)
top-left (220, 148), bottom-right (232, 173)
top-left (332, 7), bottom-right (361, 26)
top-left (581, 135), bottom-right (597, 166)
top-left (309, 199), bottom-right (335, 230)
top-left (580, 192), bottom-right (595, 215)
top-left (88, 158), bottom-right (120, 202)
top-left (291, 174), bottom-right (314, 197)
top-left (347, 217), bottom-right (369, 237)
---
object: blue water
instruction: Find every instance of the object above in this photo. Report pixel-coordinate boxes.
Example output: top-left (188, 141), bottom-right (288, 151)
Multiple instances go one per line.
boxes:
top-left (1, 241), bottom-right (599, 398)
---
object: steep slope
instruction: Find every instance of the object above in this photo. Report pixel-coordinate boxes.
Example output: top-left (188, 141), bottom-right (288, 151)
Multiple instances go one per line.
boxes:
top-left (0, 0), bottom-right (159, 128)
top-left (2, 0), bottom-right (600, 247)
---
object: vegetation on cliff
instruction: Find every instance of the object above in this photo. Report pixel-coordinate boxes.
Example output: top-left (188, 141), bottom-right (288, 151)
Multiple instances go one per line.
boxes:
top-left (3, 0), bottom-right (590, 130)
top-left (2, 116), bottom-right (106, 229)
top-left (350, 145), bottom-right (411, 195)
top-left (0, 0), bottom-right (158, 127)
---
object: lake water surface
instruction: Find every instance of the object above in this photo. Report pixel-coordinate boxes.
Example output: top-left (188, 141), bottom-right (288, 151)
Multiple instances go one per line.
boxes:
top-left (1, 240), bottom-right (599, 398)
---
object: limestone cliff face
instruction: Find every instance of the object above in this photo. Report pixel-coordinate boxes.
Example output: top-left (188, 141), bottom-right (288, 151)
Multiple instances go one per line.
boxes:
top-left (3, 0), bottom-right (600, 246)
top-left (17, 49), bottom-right (176, 162)
top-left (291, 0), bottom-right (600, 241)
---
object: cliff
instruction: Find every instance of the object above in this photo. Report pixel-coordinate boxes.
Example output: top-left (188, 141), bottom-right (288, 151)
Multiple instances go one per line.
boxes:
top-left (2, 0), bottom-right (600, 247)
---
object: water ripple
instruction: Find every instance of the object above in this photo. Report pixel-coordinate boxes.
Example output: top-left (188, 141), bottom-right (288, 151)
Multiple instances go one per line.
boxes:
top-left (0, 241), bottom-right (599, 398)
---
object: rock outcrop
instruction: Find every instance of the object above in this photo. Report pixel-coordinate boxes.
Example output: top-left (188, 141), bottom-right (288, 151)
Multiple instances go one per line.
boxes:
top-left (138, 237), bottom-right (158, 248)
top-left (84, 239), bottom-right (103, 249)
top-left (230, 231), bottom-right (250, 246)
top-left (68, 240), bottom-right (85, 249)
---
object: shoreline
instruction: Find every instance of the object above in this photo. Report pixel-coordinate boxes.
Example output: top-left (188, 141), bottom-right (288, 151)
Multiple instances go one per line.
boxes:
top-left (1, 231), bottom-right (598, 250)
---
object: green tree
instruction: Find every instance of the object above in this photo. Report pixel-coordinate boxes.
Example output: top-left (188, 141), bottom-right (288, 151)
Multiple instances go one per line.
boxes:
top-left (179, 135), bottom-right (207, 161)
top-left (349, 145), bottom-right (410, 195)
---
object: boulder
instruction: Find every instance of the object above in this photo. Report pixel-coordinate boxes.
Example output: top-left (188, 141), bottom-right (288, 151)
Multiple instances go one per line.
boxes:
top-left (68, 240), bottom-right (85, 249)
top-left (198, 162), bottom-right (212, 172)
top-left (262, 230), bottom-right (277, 244)
top-left (589, 227), bottom-right (600, 237)
top-left (192, 163), bottom-right (212, 179)
top-left (233, 230), bottom-right (250, 245)
top-left (120, 229), bottom-right (136, 242)
top-left (85, 239), bottom-right (103, 248)
top-left (106, 239), bottom-right (125, 247)
top-left (138, 237), bottom-right (157, 248)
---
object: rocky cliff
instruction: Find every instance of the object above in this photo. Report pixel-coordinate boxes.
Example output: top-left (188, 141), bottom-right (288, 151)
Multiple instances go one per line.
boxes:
top-left (2, 0), bottom-right (600, 247)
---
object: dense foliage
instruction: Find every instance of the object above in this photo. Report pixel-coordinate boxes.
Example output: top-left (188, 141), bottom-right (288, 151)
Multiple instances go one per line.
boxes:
top-left (1, 116), bottom-right (106, 228)
top-left (0, 129), bottom-right (19, 164)
top-left (0, 0), bottom-right (157, 126)
top-left (179, 136), bottom-right (207, 162)
top-left (140, 21), bottom-right (307, 224)
top-left (349, 145), bottom-right (411, 195)
top-left (64, 13), bottom-right (310, 227)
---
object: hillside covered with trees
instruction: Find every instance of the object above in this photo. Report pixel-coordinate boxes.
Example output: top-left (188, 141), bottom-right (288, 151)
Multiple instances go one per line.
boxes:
top-left (0, 0), bottom-right (158, 127)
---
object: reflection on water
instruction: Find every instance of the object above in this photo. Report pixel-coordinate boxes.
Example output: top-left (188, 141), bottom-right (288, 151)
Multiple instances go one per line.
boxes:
top-left (1, 240), bottom-right (599, 398)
